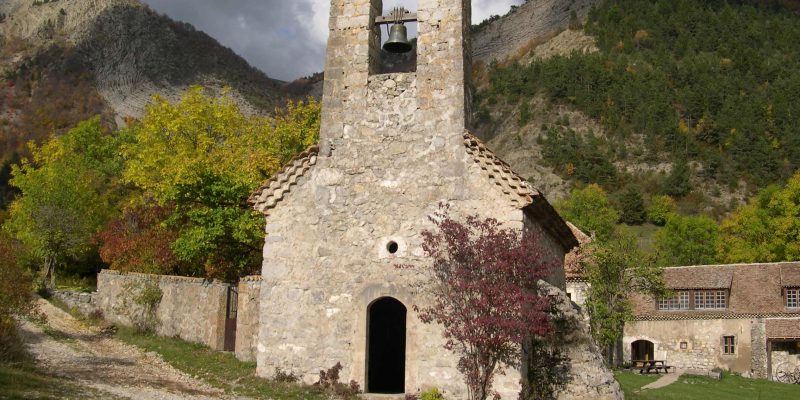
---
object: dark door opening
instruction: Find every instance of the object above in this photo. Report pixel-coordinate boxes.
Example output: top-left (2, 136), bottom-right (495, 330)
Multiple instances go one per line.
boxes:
top-left (631, 340), bottom-right (655, 361)
top-left (367, 297), bottom-right (406, 393)
top-left (224, 286), bottom-right (238, 352)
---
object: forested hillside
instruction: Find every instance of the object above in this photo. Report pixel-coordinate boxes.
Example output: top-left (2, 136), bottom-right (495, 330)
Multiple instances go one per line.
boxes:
top-left (476, 0), bottom-right (800, 215)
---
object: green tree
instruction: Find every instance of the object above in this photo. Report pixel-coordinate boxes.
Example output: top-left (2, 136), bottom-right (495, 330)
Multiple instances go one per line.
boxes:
top-left (4, 118), bottom-right (121, 288)
top-left (646, 194), bottom-right (676, 226)
top-left (662, 159), bottom-right (691, 197)
top-left (617, 185), bottom-right (646, 225)
top-left (718, 172), bottom-right (800, 263)
top-left (583, 229), bottom-right (666, 365)
top-left (556, 184), bottom-right (620, 241)
top-left (655, 214), bottom-right (720, 266)
top-left (122, 87), bottom-right (320, 280)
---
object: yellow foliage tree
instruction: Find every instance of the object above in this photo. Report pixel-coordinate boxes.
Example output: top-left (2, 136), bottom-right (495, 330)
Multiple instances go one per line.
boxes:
top-left (121, 87), bottom-right (320, 279)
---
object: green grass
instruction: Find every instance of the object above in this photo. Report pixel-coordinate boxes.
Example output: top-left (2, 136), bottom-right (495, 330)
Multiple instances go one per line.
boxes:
top-left (625, 223), bottom-right (661, 253)
top-left (0, 362), bottom-right (109, 399)
top-left (616, 371), bottom-right (800, 400)
top-left (114, 327), bottom-right (327, 399)
top-left (55, 275), bottom-right (96, 293)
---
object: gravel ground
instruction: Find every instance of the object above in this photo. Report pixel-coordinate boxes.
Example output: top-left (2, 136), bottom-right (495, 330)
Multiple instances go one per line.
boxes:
top-left (18, 298), bottom-right (241, 400)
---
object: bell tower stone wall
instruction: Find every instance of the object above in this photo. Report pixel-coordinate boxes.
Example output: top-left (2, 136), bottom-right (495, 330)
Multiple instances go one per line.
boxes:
top-left (253, 1), bottom-right (580, 398)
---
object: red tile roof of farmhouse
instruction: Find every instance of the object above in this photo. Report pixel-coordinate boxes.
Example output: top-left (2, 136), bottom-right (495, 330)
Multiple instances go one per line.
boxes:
top-left (766, 319), bottom-right (800, 339)
top-left (631, 262), bottom-right (800, 320)
top-left (248, 131), bottom-right (579, 251)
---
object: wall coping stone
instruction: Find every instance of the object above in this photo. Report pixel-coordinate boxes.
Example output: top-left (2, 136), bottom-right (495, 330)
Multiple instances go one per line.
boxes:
top-left (99, 269), bottom-right (228, 286)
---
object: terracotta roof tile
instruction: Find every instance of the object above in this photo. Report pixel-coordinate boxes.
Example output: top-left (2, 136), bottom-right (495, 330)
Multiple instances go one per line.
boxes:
top-left (781, 265), bottom-right (800, 287)
top-left (632, 262), bottom-right (800, 319)
top-left (664, 265), bottom-right (735, 289)
top-left (564, 222), bottom-right (591, 279)
top-left (463, 131), bottom-right (538, 208)
top-left (248, 145), bottom-right (318, 215)
top-left (766, 319), bottom-right (800, 339)
top-left (463, 130), bottom-right (578, 252)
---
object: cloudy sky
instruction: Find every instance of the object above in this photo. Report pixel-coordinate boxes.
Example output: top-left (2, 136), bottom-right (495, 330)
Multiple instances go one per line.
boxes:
top-left (140, 0), bottom-right (523, 81)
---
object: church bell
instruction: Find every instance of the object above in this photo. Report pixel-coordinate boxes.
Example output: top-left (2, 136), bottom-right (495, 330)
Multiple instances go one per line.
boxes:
top-left (383, 23), bottom-right (412, 54)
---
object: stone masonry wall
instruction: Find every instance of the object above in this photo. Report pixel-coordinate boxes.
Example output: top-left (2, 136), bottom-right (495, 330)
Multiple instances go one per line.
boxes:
top-left (750, 319), bottom-right (768, 378)
top-left (624, 319), bottom-right (755, 374)
top-left (235, 276), bottom-right (262, 362)
top-left (471, 0), bottom-right (596, 64)
top-left (93, 270), bottom-right (229, 350)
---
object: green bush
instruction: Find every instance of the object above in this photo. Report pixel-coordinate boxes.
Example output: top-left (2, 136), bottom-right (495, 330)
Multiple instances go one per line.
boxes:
top-left (646, 195), bottom-right (676, 226)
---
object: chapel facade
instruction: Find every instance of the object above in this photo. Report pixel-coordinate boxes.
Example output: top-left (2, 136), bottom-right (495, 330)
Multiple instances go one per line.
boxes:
top-left (248, 1), bottom-right (617, 397)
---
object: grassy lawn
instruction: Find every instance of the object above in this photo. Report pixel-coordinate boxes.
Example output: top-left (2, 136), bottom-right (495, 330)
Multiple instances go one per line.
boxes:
top-left (114, 327), bottom-right (328, 399)
top-left (616, 371), bottom-right (800, 400)
top-left (0, 362), bottom-right (110, 399)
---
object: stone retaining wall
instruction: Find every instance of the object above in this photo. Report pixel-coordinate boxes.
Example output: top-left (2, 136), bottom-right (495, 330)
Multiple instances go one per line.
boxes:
top-left (92, 270), bottom-right (229, 350)
top-left (55, 271), bottom-right (263, 359)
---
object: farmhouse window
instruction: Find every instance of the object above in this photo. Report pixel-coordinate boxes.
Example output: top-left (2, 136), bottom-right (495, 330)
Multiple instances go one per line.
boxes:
top-left (658, 291), bottom-right (689, 310)
top-left (723, 336), bottom-right (735, 354)
top-left (694, 290), bottom-right (727, 309)
top-left (787, 288), bottom-right (800, 308)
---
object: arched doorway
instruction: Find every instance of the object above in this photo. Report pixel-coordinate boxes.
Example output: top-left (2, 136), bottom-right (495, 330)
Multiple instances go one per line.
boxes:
top-left (631, 340), bottom-right (655, 361)
top-left (367, 297), bottom-right (406, 393)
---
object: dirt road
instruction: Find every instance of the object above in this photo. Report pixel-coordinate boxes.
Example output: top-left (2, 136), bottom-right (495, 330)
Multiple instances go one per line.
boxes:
top-left (18, 298), bottom-right (236, 400)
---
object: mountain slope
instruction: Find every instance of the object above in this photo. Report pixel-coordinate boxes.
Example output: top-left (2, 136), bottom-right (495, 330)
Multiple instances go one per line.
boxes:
top-left (473, 0), bottom-right (800, 216)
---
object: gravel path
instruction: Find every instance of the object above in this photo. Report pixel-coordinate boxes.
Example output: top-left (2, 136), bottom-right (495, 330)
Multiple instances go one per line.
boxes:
top-left (19, 298), bottom-right (239, 400)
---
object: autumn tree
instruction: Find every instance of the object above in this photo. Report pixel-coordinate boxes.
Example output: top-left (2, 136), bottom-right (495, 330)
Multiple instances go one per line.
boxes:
top-left (718, 171), bottom-right (800, 263)
top-left (403, 207), bottom-right (556, 400)
top-left (556, 184), bottom-right (620, 241)
top-left (121, 87), bottom-right (320, 280)
top-left (96, 205), bottom-right (183, 276)
top-left (4, 118), bottom-right (121, 287)
top-left (583, 229), bottom-right (666, 365)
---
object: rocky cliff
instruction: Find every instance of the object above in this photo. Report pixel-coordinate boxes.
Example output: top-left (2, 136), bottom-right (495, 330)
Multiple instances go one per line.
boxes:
top-left (0, 0), bottom-right (285, 125)
top-left (472, 0), bottom-right (596, 64)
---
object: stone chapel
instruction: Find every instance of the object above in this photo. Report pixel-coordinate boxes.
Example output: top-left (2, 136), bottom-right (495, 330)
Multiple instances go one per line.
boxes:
top-left (248, 1), bottom-right (620, 398)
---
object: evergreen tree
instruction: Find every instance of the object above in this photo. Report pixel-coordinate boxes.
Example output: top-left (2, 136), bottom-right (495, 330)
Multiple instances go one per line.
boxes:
top-left (617, 185), bottom-right (646, 225)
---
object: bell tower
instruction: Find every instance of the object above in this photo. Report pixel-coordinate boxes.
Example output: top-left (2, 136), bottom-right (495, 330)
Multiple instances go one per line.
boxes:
top-left (319, 0), bottom-right (472, 160)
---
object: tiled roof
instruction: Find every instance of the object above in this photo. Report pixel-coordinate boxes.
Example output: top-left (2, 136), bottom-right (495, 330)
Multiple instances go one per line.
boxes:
top-left (766, 319), bottom-right (800, 339)
top-left (464, 131), bottom-right (578, 252)
top-left (248, 145), bottom-right (318, 215)
top-left (463, 131), bottom-right (537, 208)
top-left (781, 265), bottom-right (800, 287)
top-left (663, 265), bottom-right (735, 289)
top-left (632, 262), bottom-right (800, 320)
top-left (564, 222), bottom-right (591, 279)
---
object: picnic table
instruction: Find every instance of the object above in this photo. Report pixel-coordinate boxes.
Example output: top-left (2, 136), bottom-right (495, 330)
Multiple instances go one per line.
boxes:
top-left (632, 359), bottom-right (674, 374)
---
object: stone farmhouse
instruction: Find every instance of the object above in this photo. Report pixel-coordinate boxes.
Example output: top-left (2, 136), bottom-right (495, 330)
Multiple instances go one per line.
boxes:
top-left (245, 0), bottom-right (620, 398)
top-left (625, 262), bottom-right (800, 382)
top-left (566, 250), bottom-right (800, 382)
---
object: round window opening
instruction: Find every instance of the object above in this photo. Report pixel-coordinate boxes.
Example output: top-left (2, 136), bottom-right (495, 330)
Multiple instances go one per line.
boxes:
top-left (386, 241), bottom-right (399, 254)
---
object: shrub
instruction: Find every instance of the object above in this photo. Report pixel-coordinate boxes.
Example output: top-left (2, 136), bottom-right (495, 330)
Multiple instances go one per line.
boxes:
top-left (314, 362), bottom-right (361, 399)
top-left (273, 367), bottom-right (299, 383)
top-left (0, 234), bottom-right (35, 361)
top-left (646, 195), bottom-right (675, 226)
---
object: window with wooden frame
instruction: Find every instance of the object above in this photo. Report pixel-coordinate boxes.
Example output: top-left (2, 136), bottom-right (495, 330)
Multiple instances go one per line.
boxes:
top-left (723, 336), bottom-right (735, 354)
top-left (658, 291), bottom-right (689, 310)
top-left (694, 290), bottom-right (727, 309)
top-left (786, 288), bottom-right (800, 309)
